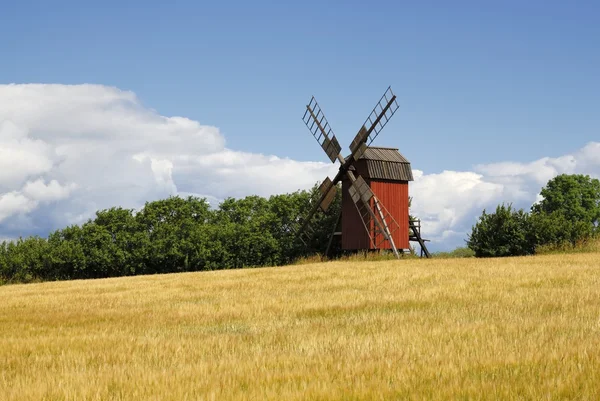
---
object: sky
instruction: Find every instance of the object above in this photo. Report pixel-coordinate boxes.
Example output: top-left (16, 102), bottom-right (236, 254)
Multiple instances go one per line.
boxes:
top-left (1, 1), bottom-right (599, 252)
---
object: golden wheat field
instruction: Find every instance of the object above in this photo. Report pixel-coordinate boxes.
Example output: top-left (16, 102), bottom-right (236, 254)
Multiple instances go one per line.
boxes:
top-left (1, 253), bottom-right (600, 400)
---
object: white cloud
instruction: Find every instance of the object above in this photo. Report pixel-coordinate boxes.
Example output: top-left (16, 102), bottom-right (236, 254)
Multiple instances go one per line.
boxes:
top-left (409, 170), bottom-right (504, 245)
top-left (0, 83), bottom-right (335, 235)
top-left (0, 192), bottom-right (37, 222)
top-left (474, 155), bottom-right (577, 186)
top-left (0, 120), bottom-right (55, 190)
top-left (22, 179), bottom-right (76, 202)
top-left (0, 83), bottom-right (598, 251)
top-left (578, 142), bottom-right (600, 171)
top-left (409, 142), bottom-right (600, 250)
top-left (175, 149), bottom-right (337, 200)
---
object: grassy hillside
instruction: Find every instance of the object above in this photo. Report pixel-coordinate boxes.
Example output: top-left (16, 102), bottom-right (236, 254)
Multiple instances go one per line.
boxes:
top-left (1, 253), bottom-right (600, 400)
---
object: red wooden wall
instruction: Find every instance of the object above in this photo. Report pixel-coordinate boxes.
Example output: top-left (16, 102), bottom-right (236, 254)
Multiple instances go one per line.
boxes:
top-left (370, 180), bottom-right (410, 250)
top-left (341, 179), bottom-right (410, 251)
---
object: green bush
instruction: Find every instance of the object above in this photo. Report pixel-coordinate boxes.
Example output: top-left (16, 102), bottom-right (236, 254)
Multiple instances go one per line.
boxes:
top-left (0, 182), bottom-right (345, 285)
top-left (467, 203), bottom-right (533, 257)
top-left (467, 174), bottom-right (600, 258)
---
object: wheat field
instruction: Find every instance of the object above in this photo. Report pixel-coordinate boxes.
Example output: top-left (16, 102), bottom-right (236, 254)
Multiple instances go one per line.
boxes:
top-left (1, 253), bottom-right (600, 400)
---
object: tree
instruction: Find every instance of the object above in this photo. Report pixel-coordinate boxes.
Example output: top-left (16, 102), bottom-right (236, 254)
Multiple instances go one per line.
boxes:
top-left (93, 207), bottom-right (149, 276)
top-left (532, 174), bottom-right (600, 226)
top-left (0, 180), bottom-right (351, 284)
top-left (467, 203), bottom-right (533, 257)
top-left (530, 174), bottom-right (600, 246)
top-left (267, 191), bottom-right (311, 263)
top-left (527, 211), bottom-right (593, 249)
top-left (47, 225), bottom-right (87, 280)
top-left (213, 195), bottom-right (287, 268)
top-left (135, 196), bottom-right (213, 273)
top-left (467, 174), bottom-right (600, 257)
top-left (0, 236), bottom-right (50, 283)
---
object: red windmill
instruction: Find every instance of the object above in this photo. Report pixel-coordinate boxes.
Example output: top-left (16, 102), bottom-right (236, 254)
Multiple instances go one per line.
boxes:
top-left (296, 87), bottom-right (430, 258)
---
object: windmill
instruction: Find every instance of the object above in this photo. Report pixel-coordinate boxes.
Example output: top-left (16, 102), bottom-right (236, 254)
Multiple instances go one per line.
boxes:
top-left (296, 86), bottom-right (431, 258)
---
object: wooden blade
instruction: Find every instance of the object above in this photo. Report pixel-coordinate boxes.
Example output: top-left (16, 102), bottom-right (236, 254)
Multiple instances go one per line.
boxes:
top-left (302, 96), bottom-right (342, 163)
top-left (349, 126), bottom-right (369, 161)
top-left (348, 175), bottom-right (373, 205)
top-left (294, 175), bottom-right (334, 243)
top-left (318, 177), bottom-right (337, 212)
top-left (347, 87), bottom-right (399, 163)
top-left (362, 86), bottom-right (399, 145)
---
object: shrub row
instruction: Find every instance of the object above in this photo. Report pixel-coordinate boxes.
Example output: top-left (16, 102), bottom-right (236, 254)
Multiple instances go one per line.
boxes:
top-left (467, 174), bottom-right (600, 257)
top-left (0, 186), bottom-right (342, 284)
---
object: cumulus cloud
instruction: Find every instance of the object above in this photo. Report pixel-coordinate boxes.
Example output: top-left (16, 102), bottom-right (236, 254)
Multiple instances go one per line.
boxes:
top-left (22, 179), bottom-right (76, 202)
top-left (409, 170), bottom-right (504, 245)
top-left (173, 149), bottom-right (337, 200)
top-left (0, 120), bottom-right (55, 190)
top-left (409, 142), bottom-right (600, 250)
top-left (0, 192), bottom-right (38, 222)
top-left (0, 83), bottom-right (598, 251)
top-left (0, 83), bottom-right (335, 236)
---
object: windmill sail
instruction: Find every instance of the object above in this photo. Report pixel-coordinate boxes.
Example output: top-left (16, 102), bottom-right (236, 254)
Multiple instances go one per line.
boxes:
top-left (303, 97), bottom-right (342, 163)
top-left (318, 177), bottom-right (337, 212)
top-left (349, 87), bottom-right (399, 161)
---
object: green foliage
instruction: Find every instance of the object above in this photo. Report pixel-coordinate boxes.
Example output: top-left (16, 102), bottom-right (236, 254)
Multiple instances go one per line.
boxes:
top-left (532, 174), bottom-right (600, 225)
top-left (47, 225), bottom-right (86, 280)
top-left (135, 196), bottom-right (211, 273)
top-left (3, 172), bottom-right (598, 281)
top-left (530, 174), bottom-right (600, 246)
top-left (298, 183), bottom-right (343, 259)
top-left (0, 183), bottom-right (344, 285)
top-left (0, 237), bottom-right (49, 283)
top-left (527, 211), bottom-right (592, 249)
top-left (467, 203), bottom-right (533, 257)
top-left (468, 174), bottom-right (600, 258)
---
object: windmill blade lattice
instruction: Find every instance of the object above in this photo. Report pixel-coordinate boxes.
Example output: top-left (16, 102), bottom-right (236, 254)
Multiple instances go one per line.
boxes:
top-left (349, 86), bottom-right (400, 161)
top-left (293, 97), bottom-right (347, 242)
top-left (318, 177), bottom-right (337, 212)
top-left (303, 97), bottom-right (342, 164)
top-left (294, 175), bottom-right (336, 244)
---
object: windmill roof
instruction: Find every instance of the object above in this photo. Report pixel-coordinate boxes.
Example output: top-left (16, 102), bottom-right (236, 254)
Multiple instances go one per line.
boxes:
top-left (358, 147), bottom-right (411, 163)
top-left (346, 147), bottom-right (413, 182)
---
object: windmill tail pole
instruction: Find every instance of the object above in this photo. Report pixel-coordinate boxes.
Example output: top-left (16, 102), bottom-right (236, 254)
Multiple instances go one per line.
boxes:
top-left (372, 198), bottom-right (400, 258)
top-left (409, 219), bottom-right (431, 258)
top-left (325, 208), bottom-right (342, 258)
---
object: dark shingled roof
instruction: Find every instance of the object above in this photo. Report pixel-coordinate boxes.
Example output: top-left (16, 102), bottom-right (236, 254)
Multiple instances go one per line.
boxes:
top-left (360, 147), bottom-right (410, 164)
top-left (348, 147), bottom-right (413, 181)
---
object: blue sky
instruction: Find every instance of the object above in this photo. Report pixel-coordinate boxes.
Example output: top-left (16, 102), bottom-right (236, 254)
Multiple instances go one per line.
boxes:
top-left (3, 1), bottom-right (599, 171)
top-left (1, 1), bottom-right (599, 251)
